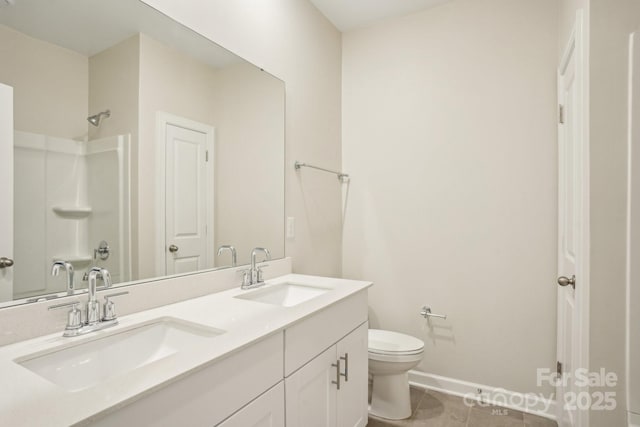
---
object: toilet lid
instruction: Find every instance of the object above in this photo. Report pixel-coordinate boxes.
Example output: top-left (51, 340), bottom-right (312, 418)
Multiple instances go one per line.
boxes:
top-left (368, 329), bottom-right (424, 355)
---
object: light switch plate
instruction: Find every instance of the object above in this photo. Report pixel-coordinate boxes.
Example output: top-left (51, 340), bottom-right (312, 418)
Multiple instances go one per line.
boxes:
top-left (286, 217), bottom-right (295, 239)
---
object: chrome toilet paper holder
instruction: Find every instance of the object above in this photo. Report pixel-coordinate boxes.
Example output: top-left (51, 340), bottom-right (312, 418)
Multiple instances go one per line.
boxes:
top-left (420, 306), bottom-right (447, 320)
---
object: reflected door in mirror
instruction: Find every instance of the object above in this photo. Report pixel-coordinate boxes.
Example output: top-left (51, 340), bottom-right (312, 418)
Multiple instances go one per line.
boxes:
top-left (0, 83), bottom-right (13, 302)
top-left (163, 118), bottom-right (214, 275)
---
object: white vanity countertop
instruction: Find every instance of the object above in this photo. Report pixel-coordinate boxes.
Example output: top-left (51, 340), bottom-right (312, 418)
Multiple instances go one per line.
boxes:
top-left (0, 274), bottom-right (372, 427)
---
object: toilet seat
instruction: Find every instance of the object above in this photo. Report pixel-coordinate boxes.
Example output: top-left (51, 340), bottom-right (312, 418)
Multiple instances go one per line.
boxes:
top-left (368, 350), bottom-right (424, 363)
top-left (368, 329), bottom-right (424, 356)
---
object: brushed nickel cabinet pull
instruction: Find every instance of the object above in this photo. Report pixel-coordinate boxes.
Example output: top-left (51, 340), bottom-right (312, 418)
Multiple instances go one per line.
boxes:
top-left (331, 359), bottom-right (341, 390)
top-left (340, 353), bottom-right (349, 382)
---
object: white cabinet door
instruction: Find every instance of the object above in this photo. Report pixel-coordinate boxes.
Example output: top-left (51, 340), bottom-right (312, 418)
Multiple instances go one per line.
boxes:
top-left (285, 322), bottom-right (369, 427)
top-left (337, 323), bottom-right (368, 427)
top-left (285, 345), bottom-right (338, 427)
top-left (218, 382), bottom-right (285, 427)
top-left (0, 83), bottom-right (13, 302)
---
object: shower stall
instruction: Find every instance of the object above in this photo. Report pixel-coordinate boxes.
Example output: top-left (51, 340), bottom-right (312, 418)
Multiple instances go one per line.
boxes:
top-left (13, 131), bottom-right (131, 299)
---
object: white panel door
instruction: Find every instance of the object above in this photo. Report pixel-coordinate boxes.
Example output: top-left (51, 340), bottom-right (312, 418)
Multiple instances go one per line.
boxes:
top-left (0, 83), bottom-right (13, 302)
top-left (285, 345), bottom-right (338, 427)
top-left (336, 323), bottom-right (368, 427)
top-left (557, 12), bottom-right (587, 427)
top-left (627, 31), bottom-right (640, 420)
top-left (217, 382), bottom-right (285, 427)
top-left (165, 123), bottom-right (209, 275)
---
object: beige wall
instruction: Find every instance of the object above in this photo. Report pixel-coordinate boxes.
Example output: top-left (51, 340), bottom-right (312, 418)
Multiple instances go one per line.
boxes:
top-left (589, 0), bottom-right (640, 424)
top-left (140, 0), bottom-right (343, 276)
top-left (0, 24), bottom-right (88, 139)
top-left (213, 62), bottom-right (285, 266)
top-left (89, 35), bottom-right (140, 142)
top-left (89, 31), bottom-right (286, 279)
top-left (137, 33), bottom-right (219, 278)
top-left (89, 36), bottom-right (140, 277)
top-left (342, 0), bottom-right (558, 394)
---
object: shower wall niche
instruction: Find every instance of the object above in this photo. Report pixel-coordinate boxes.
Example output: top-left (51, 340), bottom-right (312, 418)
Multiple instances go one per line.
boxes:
top-left (13, 131), bottom-right (130, 299)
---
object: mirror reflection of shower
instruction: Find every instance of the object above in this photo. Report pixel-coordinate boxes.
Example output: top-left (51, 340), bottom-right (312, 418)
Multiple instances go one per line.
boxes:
top-left (12, 130), bottom-right (131, 300)
top-left (87, 109), bottom-right (111, 127)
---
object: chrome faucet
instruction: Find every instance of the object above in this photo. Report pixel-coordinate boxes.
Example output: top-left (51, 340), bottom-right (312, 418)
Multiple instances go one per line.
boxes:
top-left (48, 267), bottom-right (128, 337)
top-left (87, 267), bottom-right (111, 325)
top-left (51, 260), bottom-right (74, 295)
top-left (217, 245), bottom-right (237, 267)
top-left (241, 247), bottom-right (271, 289)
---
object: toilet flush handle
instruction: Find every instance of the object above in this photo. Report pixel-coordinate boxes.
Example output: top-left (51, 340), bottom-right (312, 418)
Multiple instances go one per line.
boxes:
top-left (420, 306), bottom-right (447, 320)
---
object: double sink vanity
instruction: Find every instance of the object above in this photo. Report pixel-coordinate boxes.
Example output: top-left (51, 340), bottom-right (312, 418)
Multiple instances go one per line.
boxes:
top-left (0, 0), bottom-right (369, 425)
top-left (0, 265), bottom-right (372, 426)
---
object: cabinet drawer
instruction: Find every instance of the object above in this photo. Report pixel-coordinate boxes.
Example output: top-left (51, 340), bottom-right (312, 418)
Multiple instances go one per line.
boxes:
top-left (90, 332), bottom-right (284, 427)
top-left (284, 290), bottom-right (367, 376)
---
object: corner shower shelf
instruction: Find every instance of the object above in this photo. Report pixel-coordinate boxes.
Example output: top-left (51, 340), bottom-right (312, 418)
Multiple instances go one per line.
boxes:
top-left (52, 206), bottom-right (92, 218)
top-left (52, 255), bottom-right (93, 264)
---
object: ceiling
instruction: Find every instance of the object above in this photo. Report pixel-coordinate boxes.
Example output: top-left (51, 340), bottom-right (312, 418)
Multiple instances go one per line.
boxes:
top-left (309, 0), bottom-right (453, 32)
top-left (0, 0), bottom-right (240, 68)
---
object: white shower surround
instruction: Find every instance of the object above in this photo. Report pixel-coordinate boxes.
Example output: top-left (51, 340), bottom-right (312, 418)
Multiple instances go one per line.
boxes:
top-left (12, 131), bottom-right (130, 300)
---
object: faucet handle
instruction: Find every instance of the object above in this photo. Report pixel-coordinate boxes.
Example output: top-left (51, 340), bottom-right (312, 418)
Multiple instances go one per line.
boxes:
top-left (256, 264), bottom-right (269, 283)
top-left (48, 300), bottom-right (83, 330)
top-left (237, 269), bottom-right (252, 288)
top-left (102, 291), bottom-right (129, 321)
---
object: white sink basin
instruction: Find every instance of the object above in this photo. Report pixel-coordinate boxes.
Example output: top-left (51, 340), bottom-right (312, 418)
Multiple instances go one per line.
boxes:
top-left (16, 317), bottom-right (224, 392)
top-left (235, 283), bottom-right (330, 307)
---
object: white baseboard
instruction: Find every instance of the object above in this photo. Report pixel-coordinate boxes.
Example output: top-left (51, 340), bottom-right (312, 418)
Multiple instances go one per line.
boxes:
top-left (408, 370), bottom-right (556, 421)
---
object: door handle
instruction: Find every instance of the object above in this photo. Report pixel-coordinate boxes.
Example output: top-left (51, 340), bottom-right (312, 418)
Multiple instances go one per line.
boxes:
top-left (168, 245), bottom-right (179, 253)
top-left (0, 257), bottom-right (14, 268)
top-left (557, 275), bottom-right (575, 289)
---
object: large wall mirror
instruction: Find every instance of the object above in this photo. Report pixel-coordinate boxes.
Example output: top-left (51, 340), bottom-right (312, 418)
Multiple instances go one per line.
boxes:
top-left (0, 0), bottom-right (285, 307)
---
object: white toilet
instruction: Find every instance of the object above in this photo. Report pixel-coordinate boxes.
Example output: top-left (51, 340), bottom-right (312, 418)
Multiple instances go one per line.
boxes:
top-left (368, 329), bottom-right (425, 420)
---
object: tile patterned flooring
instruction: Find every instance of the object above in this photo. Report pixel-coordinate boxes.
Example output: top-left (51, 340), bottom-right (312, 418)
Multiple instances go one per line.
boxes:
top-left (367, 387), bottom-right (558, 427)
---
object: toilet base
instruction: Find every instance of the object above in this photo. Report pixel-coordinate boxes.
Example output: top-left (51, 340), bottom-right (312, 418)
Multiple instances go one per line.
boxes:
top-left (369, 372), bottom-right (412, 420)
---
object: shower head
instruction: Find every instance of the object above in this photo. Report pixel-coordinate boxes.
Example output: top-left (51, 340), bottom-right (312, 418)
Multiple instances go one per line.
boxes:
top-left (87, 110), bottom-right (111, 127)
